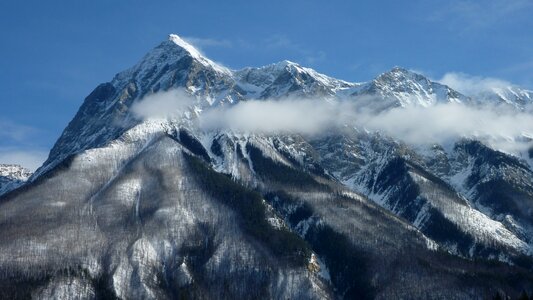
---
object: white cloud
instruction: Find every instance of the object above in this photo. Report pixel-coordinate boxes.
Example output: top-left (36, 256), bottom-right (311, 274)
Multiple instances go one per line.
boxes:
top-left (357, 103), bottom-right (533, 153)
top-left (183, 37), bottom-right (233, 49)
top-left (200, 99), bottom-right (337, 135)
top-left (200, 96), bottom-right (533, 155)
top-left (131, 89), bottom-right (195, 120)
top-left (131, 89), bottom-right (533, 156)
top-left (0, 149), bottom-right (48, 171)
top-left (438, 72), bottom-right (513, 96)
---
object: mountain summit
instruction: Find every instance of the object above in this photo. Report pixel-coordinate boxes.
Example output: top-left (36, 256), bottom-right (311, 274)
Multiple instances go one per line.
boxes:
top-left (350, 66), bottom-right (469, 108)
top-left (167, 34), bottom-right (231, 74)
top-left (1, 35), bottom-right (532, 299)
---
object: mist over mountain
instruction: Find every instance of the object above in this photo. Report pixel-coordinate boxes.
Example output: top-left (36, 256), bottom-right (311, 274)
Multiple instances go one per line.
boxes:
top-left (1, 34), bottom-right (533, 299)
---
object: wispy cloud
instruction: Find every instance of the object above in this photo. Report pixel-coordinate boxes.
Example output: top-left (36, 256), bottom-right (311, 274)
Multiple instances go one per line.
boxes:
top-left (201, 97), bottom-right (533, 154)
top-left (131, 89), bottom-right (194, 120)
top-left (132, 89), bottom-right (533, 156)
top-left (180, 34), bottom-right (327, 67)
top-left (183, 36), bottom-right (233, 50)
top-left (438, 72), bottom-right (515, 96)
top-left (356, 103), bottom-right (533, 153)
top-left (201, 98), bottom-right (336, 135)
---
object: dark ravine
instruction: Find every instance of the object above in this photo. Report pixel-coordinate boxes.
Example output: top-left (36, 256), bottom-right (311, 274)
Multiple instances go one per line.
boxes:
top-left (1, 34), bottom-right (533, 299)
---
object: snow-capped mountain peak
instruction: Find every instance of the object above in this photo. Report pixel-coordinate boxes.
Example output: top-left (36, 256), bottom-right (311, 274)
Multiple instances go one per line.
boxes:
top-left (33, 35), bottom-right (526, 182)
top-left (352, 67), bottom-right (469, 108)
top-left (168, 34), bottom-right (204, 60)
top-left (0, 164), bottom-right (31, 181)
top-left (375, 66), bottom-right (427, 82)
top-left (0, 164), bottom-right (32, 195)
top-left (475, 85), bottom-right (533, 109)
top-left (167, 33), bottom-right (231, 75)
top-left (112, 33), bottom-right (231, 87)
top-left (272, 59), bottom-right (299, 70)
top-left (437, 73), bottom-right (533, 110)
top-left (235, 59), bottom-right (357, 99)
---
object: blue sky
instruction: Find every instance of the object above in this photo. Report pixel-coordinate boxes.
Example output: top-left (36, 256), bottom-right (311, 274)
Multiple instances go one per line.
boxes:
top-left (0, 0), bottom-right (532, 170)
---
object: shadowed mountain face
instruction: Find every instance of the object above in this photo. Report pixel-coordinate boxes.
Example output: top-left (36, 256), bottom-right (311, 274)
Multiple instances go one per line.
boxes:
top-left (1, 35), bottom-right (533, 299)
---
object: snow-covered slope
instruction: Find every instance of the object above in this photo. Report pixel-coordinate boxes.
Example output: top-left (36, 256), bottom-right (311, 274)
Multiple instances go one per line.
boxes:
top-left (474, 86), bottom-right (533, 110)
top-left (310, 130), bottom-right (533, 260)
top-left (0, 164), bottom-right (32, 195)
top-left (3, 119), bottom-right (532, 298)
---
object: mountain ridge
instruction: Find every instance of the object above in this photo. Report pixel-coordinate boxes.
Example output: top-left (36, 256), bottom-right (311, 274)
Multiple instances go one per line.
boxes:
top-left (32, 34), bottom-right (490, 179)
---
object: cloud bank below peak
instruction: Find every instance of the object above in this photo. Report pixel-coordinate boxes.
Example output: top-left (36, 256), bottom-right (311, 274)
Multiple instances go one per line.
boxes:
top-left (132, 89), bottom-right (533, 157)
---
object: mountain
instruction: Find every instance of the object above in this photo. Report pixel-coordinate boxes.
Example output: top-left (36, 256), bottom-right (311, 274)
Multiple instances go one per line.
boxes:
top-left (0, 164), bottom-right (32, 195)
top-left (475, 85), bottom-right (533, 110)
top-left (351, 67), bottom-right (470, 109)
top-left (312, 132), bottom-right (533, 259)
top-left (234, 60), bottom-right (358, 99)
top-left (35, 39), bottom-right (485, 180)
top-left (2, 34), bottom-right (533, 299)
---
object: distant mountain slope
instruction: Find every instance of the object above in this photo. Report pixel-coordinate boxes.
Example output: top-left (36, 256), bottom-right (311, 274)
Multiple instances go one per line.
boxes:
top-left (0, 164), bottom-right (32, 195)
